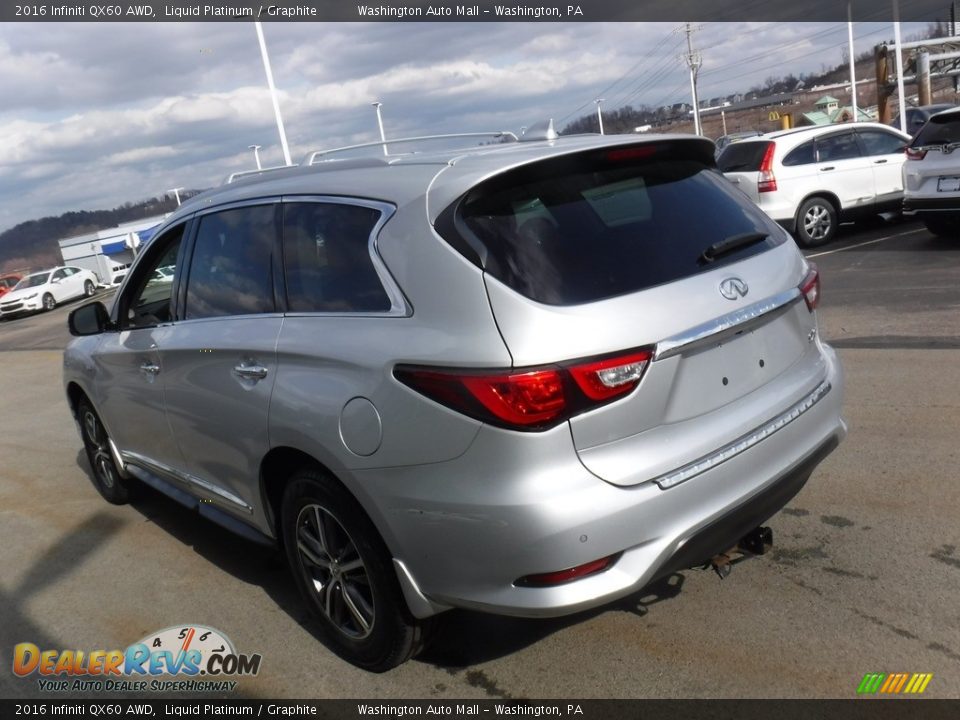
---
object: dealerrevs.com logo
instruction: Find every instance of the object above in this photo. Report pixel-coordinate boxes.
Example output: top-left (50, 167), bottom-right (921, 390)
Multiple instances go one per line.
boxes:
top-left (13, 625), bottom-right (262, 693)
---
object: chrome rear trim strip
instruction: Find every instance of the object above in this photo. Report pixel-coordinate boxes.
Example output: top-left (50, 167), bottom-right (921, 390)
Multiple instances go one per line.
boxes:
top-left (654, 380), bottom-right (832, 490)
top-left (655, 288), bottom-right (802, 361)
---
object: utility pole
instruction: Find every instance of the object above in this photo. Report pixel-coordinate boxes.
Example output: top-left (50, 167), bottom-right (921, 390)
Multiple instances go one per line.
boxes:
top-left (847, 3), bottom-right (859, 122)
top-left (679, 23), bottom-right (703, 136)
top-left (168, 188), bottom-right (183, 207)
top-left (372, 102), bottom-right (387, 155)
top-left (254, 21), bottom-right (292, 167)
top-left (248, 144), bottom-right (262, 170)
top-left (594, 98), bottom-right (605, 135)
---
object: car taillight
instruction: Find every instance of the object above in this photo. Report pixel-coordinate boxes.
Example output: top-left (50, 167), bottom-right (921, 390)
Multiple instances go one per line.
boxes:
top-left (757, 142), bottom-right (778, 193)
top-left (905, 146), bottom-right (928, 161)
top-left (395, 349), bottom-right (653, 431)
top-left (799, 264), bottom-right (820, 311)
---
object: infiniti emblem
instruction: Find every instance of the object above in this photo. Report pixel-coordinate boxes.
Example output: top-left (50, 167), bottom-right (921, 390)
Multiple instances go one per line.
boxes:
top-left (719, 277), bottom-right (749, 300)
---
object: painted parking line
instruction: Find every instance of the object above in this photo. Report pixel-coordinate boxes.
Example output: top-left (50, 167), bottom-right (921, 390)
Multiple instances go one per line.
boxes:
top-left (804, 227), bottom-right (927, 259)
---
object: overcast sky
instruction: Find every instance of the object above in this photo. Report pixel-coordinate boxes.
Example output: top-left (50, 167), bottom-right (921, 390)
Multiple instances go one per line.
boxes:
top-left (0, 20), bottom-right (931, 233)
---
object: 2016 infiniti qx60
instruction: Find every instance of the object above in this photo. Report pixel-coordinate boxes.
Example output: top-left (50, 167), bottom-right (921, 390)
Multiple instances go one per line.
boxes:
top-left (64, 128), bottom-right (845, 671)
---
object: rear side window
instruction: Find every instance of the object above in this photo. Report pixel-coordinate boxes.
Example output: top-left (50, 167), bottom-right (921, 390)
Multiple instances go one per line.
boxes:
top-left (185, 204), bottom-right (278, 319)
top-left (281, 202), bottom-right (390, 313)
top-left (783, 140), bottom-right (815, 166)
top-left (913, 112), bottom-right (960, 146)
top-left (452, 142), bottom-right (784, 306)
top-left (716, 141), bottom-right (773, 172)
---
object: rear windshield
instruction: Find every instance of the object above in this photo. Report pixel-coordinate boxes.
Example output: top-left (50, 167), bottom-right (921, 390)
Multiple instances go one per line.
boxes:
top-left (449, 142), bottom-right (784, 306)
top-left (913, 112), bottom-right (960, 146)
top-left (716, 141), bottom-right (773, 172)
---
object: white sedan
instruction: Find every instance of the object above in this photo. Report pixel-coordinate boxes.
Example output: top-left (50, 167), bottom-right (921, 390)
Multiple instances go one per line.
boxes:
top-left (0, 266), bottom-right (99, 318)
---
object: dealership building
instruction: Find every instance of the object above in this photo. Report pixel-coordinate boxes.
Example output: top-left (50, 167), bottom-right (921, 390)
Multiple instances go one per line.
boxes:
top-left (58, 215), bottom-right (166, 285)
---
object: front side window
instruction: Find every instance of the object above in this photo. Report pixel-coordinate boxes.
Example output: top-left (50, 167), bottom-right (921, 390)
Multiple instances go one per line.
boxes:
top-left (123, 225), bottom-right (184, 329)
top-left (52, 269), bottom-right (66, 281)
top-left (281, 202), bottom-right (390, 313)
top-left (185, 204), bottom-right (277, 319)
top-left (857, 130), bottom-right (905, 156)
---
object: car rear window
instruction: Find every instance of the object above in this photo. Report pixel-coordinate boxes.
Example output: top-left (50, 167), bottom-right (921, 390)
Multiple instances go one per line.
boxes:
top-left (447, 141), bottom-right (784, 306)
top-left (716, 141), bottom-right (773, 172)
top-left (913, 112), bottom-right (960, 146)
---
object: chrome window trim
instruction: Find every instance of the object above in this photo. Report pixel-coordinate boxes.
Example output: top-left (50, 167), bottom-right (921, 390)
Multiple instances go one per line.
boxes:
top-left (279, 195), bottom-right (410, 318)
top-left (654, 288), bottom-right (802, 361)
top-left (653, 380), bottom-right (833, 490)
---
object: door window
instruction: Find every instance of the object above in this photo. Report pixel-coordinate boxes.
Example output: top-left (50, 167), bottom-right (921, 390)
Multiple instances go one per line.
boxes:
top-left (857, 130), bottom-right (905, 156)
top-left (281, 202), bottom-right (390, 313)
top-left (121, 225), bottom-right (184, 329)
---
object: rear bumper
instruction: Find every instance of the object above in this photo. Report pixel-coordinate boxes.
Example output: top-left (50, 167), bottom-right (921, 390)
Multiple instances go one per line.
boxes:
top-left (903, 196), bottom-right (960, 213)
top-left (351, 345), bottom-right (845, 618)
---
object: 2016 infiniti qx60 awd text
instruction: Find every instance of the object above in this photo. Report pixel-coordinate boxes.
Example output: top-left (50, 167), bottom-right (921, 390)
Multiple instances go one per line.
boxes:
top-left (64, 128), bottom-right (845, 671)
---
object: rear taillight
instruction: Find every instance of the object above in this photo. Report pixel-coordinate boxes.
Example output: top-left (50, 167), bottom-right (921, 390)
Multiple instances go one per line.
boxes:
top-left (757, 142), bottom-right (778, 193)
top-left (395, 349), bottom-right (652, 431)
top-left (800, 264), bottom-right (820, 311)
top-left (905, 146), bottom-right (927, 161)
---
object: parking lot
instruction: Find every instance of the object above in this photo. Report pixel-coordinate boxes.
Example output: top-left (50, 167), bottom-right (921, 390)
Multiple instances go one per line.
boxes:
top-left (1, 217), bottom-right (959, 699)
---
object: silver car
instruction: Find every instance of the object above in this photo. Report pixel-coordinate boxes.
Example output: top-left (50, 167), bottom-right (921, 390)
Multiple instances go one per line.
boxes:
top-left (64, 131), bottom-right (845, 671)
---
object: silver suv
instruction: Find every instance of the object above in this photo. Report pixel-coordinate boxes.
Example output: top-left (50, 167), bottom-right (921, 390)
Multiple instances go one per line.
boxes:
top-left (64, 131), bottom-right (846, 671)
top-left (902, 106), bottom-right (960, 237)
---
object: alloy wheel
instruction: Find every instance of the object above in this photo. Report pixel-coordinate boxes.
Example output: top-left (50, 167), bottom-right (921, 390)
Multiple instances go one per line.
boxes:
top-left (803, 204), bottom-right (831, 241)
top-left (83, 409), bottom-right (116, 489)
top-left (295, 503), bottom-right (375, 639)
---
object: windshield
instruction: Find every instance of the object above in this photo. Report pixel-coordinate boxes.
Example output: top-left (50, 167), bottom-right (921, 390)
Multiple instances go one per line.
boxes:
top-left (14, 273), bottom-right (50, 290)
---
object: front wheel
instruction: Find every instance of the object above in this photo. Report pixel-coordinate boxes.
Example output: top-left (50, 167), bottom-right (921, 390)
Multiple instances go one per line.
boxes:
top-left (83, 279), bottom-right (96, 297)
top-left (795, 197), bottom-right (838, 247)
top-left (42, 293), bottom-right (56, 311)
top-left (281, 469), bottom-right (431, 671)
top-left (78, 400), bottom-right (130, 504)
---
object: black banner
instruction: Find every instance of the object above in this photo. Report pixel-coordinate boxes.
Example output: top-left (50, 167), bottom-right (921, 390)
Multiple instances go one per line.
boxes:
top-left (2, 700), bottom-right (960, 720)
top-left (1, 0), bottom-right (954, 23)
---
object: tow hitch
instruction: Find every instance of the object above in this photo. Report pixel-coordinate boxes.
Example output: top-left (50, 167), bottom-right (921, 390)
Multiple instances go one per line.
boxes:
top-left (708, 526), bottom-right (774, 579)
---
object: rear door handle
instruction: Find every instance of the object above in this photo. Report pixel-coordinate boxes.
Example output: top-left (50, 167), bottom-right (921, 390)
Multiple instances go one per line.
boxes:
top-left (874, 159), bottom-right (888, 164)
top-left (820, 166), bottom-right (835, 171)
top-left (233, 364), bottom-right (268, 380)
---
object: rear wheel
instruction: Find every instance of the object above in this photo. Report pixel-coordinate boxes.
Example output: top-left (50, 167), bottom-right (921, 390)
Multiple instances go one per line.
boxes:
top-left (42, 293), bottom-right (56, 311)
top-left (78, 400), bottom-right (130, 504)
top-left (795, 197), bottom-right (838, 247)
top-left (281, 469), bottom-right (432, 671)
top-left (922, 212), bottom-right (960, 238)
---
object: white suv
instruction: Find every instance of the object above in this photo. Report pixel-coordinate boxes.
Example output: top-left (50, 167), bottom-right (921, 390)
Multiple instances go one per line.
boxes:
top-left (902, 106), bottom-right (960, 237)
top-left (718, 123), bottom-right (911, 247)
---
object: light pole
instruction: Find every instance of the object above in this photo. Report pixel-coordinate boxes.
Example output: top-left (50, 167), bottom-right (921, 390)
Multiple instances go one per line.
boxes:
top-left (254, 21), bottom-right (293, 166)
top-left (168, 188), bottom-right (184, 207)
top-left (683, 23), bottom-right (703, 136)
top-left (594, 98), bottom-right (605, 135)
top-left (847, 3), bottom-right (858, 122)
top-left (372, 102), bottom-right (387, 155)
top-left (248, 144), bottom-right (262, 170)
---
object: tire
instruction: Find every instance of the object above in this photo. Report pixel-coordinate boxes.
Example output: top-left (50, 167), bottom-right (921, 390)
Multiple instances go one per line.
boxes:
top-left (42, 293), bottom-right (56, 311)
top-left (281, 469), bottom-right (431, 671)
top-left (795, 197), bottom-right (838, 248)
top-left (84, 279), bottom-right (96, 297)
top-left (78, 400), bottom-right (131, 505)
top-left (922, 213), bottom-right (960, 238)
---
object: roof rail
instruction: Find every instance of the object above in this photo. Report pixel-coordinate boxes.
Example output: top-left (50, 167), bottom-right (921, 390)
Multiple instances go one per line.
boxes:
top-left (223, 164), bottom-right (298, 185)
top-left (304, 131), bottom-right (519, 165)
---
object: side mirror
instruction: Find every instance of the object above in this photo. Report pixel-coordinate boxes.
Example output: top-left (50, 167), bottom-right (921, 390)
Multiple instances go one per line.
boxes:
top-left (68, 302), bottom-right (111, 337)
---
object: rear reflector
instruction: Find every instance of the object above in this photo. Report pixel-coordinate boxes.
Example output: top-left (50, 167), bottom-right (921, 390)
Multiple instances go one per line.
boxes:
top-left (757, 142), bottom-right (778, 193)
top-left (799, 264), bottom-right (820, 311)
top-left (395, 348), bottom-right (652, 431)
top-left (515, 553), bottom-right (620, 587)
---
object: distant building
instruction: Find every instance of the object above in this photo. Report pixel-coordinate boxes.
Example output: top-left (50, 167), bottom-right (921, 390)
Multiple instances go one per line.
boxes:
top-left (58, 215), bottom-right (167, 285)
top-left (799, 95), bottom-right (876, 125)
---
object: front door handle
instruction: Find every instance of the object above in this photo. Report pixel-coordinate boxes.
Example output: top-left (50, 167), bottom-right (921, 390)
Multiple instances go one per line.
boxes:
top-left (233, 364), bottom-right (268, 380)
top-left (820, 166), bottom-right (835, 171)
top-left (874, 159), bottom-right (888, 164)
top-left (140, 362), bottom-right (160, 376)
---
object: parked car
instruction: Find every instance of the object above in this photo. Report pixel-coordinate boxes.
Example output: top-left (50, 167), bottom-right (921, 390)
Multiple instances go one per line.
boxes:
top-left (64, 131), bottom-right (845, 671)
top-left (717, 123), bottom-right (911, 246)
top-left (109, 262), bottom-right (131, 285)
top-left (0, 273), bottom-right (22, 299)
top-left (0, 266), bottom-right (98, 318)
top-left (890, 103), bottom-right (956, 137)
top-left (902, 106), bottom-right (960, 237)
top-left (714, 130), bottom-right (762, 156)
